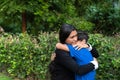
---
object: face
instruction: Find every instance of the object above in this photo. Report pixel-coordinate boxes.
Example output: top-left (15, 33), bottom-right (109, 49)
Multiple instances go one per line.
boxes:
top-left (65, 30), bottom-right (77, 45)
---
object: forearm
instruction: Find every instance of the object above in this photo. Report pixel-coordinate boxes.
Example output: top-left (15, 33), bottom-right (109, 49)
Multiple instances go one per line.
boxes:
top-left (55, 49), bottom-right (94, 75)
top-left (56, 43), bottom-right (69, 51)
top-left (76, 63), bottom-right (94, 75)
top-left (90, 47), bottom-right (99, 58)
top-left (87, 44), bottom-right (99, 58)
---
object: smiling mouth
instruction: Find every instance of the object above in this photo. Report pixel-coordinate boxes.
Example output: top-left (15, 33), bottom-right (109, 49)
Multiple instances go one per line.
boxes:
top-left (73, 41), bottom-right (77, 45)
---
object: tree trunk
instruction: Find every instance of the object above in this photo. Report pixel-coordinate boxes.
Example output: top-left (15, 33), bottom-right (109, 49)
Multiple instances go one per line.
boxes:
top-left (22, 11), bottom-right (27, 33)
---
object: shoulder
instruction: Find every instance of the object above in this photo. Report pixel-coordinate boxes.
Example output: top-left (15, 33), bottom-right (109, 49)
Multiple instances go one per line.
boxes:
top-left (55, 48), bottom-right (70, 57)
top-left (79, 48), bottom-right (91, 54)
top-left (55, 48), bottom-right (69, 54)
top-left (80, 48), bottom-right (89, 52)
top-left (55, 48), bottom-right (73, 61)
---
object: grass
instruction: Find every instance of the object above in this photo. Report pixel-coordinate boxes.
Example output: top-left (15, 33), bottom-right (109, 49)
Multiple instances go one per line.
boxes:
top-left (0, 74), bottom-right (13, 80)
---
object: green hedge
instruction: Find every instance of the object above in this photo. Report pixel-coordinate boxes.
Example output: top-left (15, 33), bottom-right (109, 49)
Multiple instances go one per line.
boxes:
top-left (89, 34), bottom-right (120, 80)
top-left (0, 32), bottom-right (58, 80)
top-left (0, 32), bottom-right (120, 80)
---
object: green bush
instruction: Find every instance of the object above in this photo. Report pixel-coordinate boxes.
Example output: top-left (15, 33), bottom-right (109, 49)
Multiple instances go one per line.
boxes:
top-left (0, 32), bottom-right (58, 80)
top-left (86, 4), bottom-right (120, 35)
top-left (89, 34), bottom-right (120, 80)
top-left (66, 17), bottom-right (94, 32)
top-left (0, 32), bottom-right (120, 80)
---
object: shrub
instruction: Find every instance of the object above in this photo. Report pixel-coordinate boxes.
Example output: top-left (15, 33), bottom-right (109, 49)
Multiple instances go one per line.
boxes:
top-left (0, 32), bottom-right (120, 80)
top-left (66, 17), bottom-right (94, 32)
top-left (0, 32), bottom-right (58, 80)
top-left (89, 34), bottom-right (120, 80)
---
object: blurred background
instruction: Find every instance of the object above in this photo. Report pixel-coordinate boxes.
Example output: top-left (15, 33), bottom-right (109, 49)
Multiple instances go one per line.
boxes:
top-left (0, 0), bottom-right (120, 80)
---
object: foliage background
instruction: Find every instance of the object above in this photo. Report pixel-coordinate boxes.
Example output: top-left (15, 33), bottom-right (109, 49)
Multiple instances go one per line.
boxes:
top-left (0, 0), bottom-right (120, 80)
top-left (0, 0), bottom-right (120, 35)
top-left (0, 32), bottom-right (120, 80)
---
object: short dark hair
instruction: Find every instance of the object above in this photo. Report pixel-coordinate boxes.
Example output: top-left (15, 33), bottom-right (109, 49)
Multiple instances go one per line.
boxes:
top-left (77, 31), bottom-right (89, 42)
top-left (59, 24), bottom-right (76, 44)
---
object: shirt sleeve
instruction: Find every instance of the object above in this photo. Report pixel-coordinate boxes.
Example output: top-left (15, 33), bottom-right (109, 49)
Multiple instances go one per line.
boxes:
top-left (86, 43), bottom-right (99, 58)
top-left (67, 44), bottom-right (83, 59)
top-left (66, 44), bottom-right (76, 57)
top-left (55, 49), bottom-right (94, 75)
top-left (90, 47), bottom-right (99, 58)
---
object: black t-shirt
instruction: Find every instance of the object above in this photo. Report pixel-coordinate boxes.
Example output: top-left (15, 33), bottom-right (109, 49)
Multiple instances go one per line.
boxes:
top-left (49, 49), bottom-right (95, 80)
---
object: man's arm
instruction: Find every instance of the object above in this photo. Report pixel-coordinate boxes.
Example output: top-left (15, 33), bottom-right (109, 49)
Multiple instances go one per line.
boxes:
top-left (55, 49), bottom-right (95, 75)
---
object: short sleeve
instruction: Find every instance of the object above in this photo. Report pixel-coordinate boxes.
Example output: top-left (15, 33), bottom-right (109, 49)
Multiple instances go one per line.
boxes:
top-left (66, 44), bottom-right (76, 57)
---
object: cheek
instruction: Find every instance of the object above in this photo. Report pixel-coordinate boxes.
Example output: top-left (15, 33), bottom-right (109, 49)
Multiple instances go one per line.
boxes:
top-left (65, 38), bottom-right (72, 44)
top-left (74, 36), bottom-right (78, 41)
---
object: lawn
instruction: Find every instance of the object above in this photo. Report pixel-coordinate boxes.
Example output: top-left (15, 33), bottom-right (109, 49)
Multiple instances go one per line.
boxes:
top-left (0, 74), bottom-right (13, 80)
